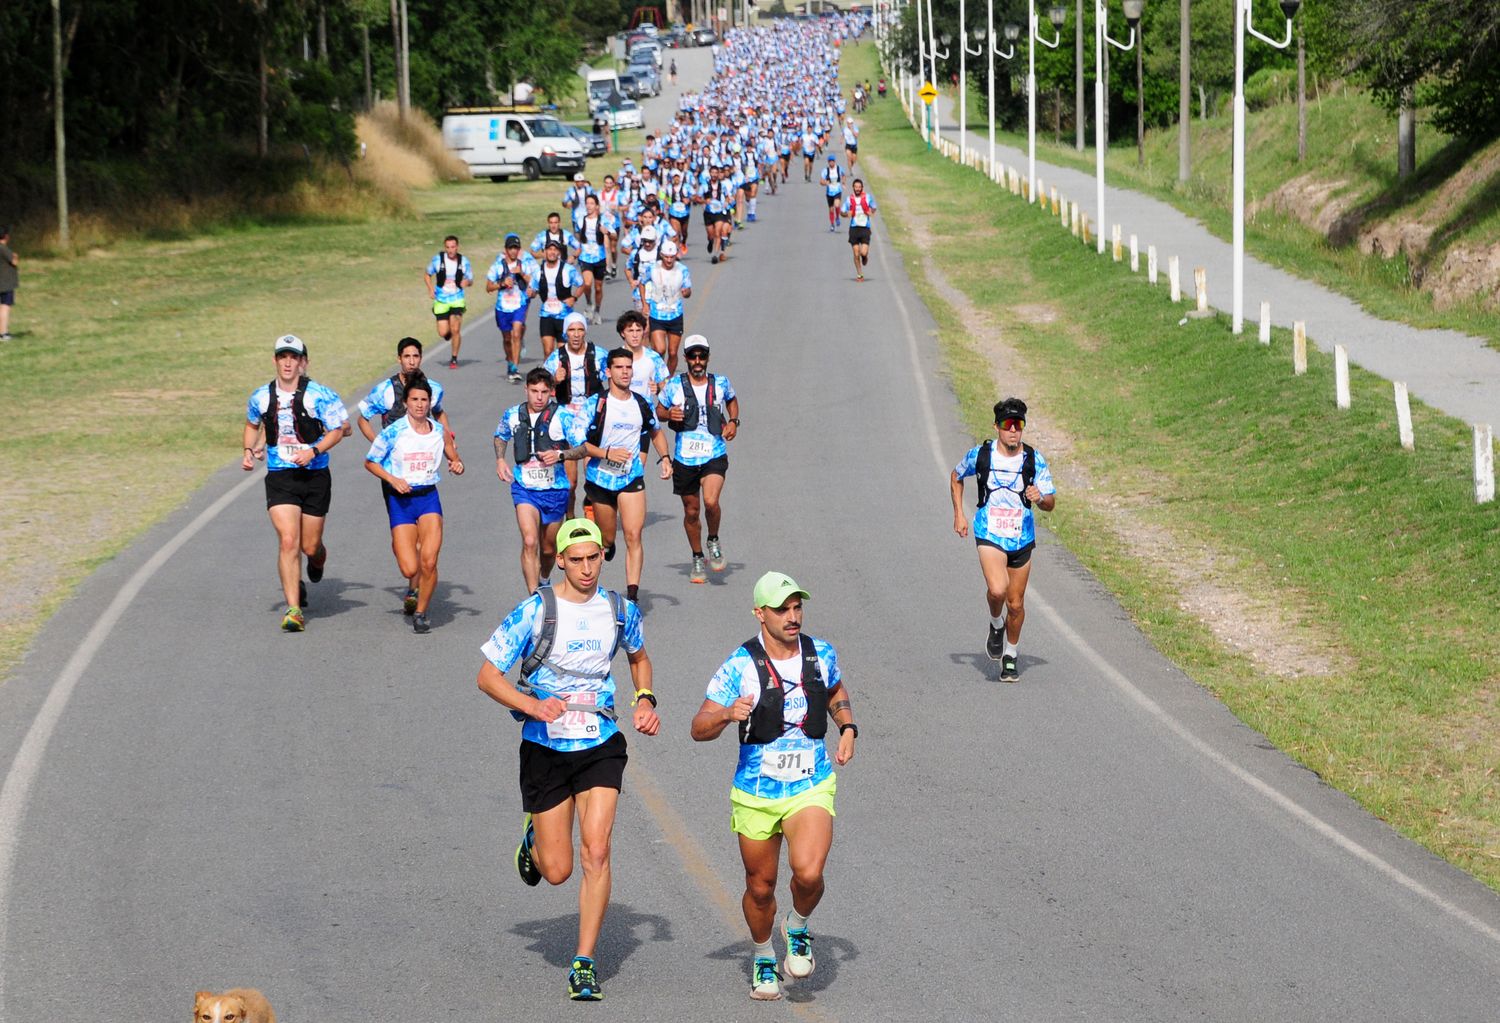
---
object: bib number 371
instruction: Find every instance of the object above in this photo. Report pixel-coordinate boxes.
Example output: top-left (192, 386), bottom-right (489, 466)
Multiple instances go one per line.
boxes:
top-left (761, 749), bottom-right (814, 783)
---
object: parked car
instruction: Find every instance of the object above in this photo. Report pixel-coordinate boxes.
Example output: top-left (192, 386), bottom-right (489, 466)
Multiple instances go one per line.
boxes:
top-left (690, 27), bottom-right (717, 46)
top-left (630, 40), bottom-right (663, 69)
top-left (663, 29), bottom-right (686, 48)
top-left (593, 96), bottom-right (644, 131)
top-left (618, 73), bottom-right (643, 99)
top-left (561, 123), bottom-right (608, 158)
top-left (627, 60), bottom-right (661, 95)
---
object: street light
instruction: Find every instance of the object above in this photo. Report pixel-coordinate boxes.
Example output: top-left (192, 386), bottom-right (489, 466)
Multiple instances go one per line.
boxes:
top-left (1027, 3), bottom-right (1066, 203)
top-left (1232, 0), bottom-right (1299, 332)
top-left (961, 2), bottom-right (983, 166)
top-left (924, 0), bottom-right (950, 146)
top-left (1094, 0), bottom-right (1142, 254)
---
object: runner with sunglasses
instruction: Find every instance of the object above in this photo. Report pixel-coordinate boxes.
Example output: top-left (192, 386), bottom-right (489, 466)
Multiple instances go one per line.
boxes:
top-left (949, 397), bottom-right (1057, 682)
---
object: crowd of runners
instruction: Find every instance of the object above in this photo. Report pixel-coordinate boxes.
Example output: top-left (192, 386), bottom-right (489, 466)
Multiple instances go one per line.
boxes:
top-left (240, 10), bottom-right (1056, 1006)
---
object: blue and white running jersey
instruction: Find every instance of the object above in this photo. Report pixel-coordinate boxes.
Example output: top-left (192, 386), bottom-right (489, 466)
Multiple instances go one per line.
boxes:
top-left (581, 393), bottom-right (657, 489)
top-left (247, 380), bottom-right (349, 471)
top-left (426, 253), bottom-right (473, 303)
top-left (639, 261), bottom-right (692, 321)
top-left (365, 415), bottom-right (448, 488)
top-left (842, 191), bottom-right (877, 226)
top-left (486, 252), bottom-right (539, 312)
top-left (822, 163), bottom-right (844, 196)
top-left (572, 209), bottom-right (618, 264)
top-left (481, 590), bottom-right (645, 753)
top-left (842, 123), bottom-right (858, 147)
top-left (952, 441), bottom-right (1056, 550)
top-left (801, 130), bottom-right (818, 154)
top-left (705, 636), bottom-right (841, 800)
top-left (530, 230), bottom-right (580, 259)
top-left (533, 261), bottom-right (585, 319)
top-left (543, 343), bottom-right (611, 413)
top-left (658, 373), bottom-right (735, 465)
top-left (494, 402), bottom-right (577, 491)
top-left (629, 348), bottom-right (671, 400)
top-left (666, 181), bottom-right (696, 219)
top-left (562, 184), bottom-right (596, 208)
top-left (358, 375), bottom-right (446, 422)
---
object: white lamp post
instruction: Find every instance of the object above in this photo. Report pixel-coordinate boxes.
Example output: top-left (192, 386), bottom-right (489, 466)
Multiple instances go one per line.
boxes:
top-left (1094, 0), bottom-right (1143, 253)
top-left (1232, 0), bottom-right (1299, 332)
top-left (1028, 3), bottom-right (1066, 203)
top-left (925, 0), bottom-right (950, 145)
top-left (961, 1), bottom-right (983, 165)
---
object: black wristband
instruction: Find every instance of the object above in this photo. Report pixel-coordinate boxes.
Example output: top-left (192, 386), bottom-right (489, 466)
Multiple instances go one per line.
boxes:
top-left (838, 722), bottom-right (858, 738)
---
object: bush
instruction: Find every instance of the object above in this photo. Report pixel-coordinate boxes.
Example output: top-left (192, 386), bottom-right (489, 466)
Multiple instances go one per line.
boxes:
top-left (1244, 67), bottom-right (1297, 111)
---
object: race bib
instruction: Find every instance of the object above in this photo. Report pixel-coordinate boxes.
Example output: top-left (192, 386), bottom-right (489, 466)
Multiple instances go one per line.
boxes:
top-left (276, 442), bottom-right (311, 462)
top-left (520, 462), bottom-right (554, 488)
top-left (402, 449), bottom-right (437, 484)
top-left (852, 213), bottom-right (869, 228)
top-left (761, 747), bottom-right (816, 783)
top-left (543, 298), bottom-right (564, 316)
top-left (546, 690), bottom-right (603, 741)
top-left (987, 504), bottom-right (1024, 540)
top-left (499, 289), bottom-right (523, 312)
top-left (603, 453), bottom-right (634, 476)
top-left (680, 434), bottom-right (715, 460)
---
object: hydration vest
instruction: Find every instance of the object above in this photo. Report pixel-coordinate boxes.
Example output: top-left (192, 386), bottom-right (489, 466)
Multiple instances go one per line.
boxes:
top-left (511, 400), bottom-right (562, 464)
top-left (433, 254), bottom-right (465, 289)
top-left (266, 377), bottom-right (326, 445)
top-left (555, 347), bottom-right (602, 406)
top-left (672, 373), bottom-right (722, 435)
top-left (738, 635), bottom-right (828, 745)
top-left (576, 213), bottom-right (606, 249)
top-left (975, 440), bottom-right (1038, 509)
top-left (585, 391), bottom-right (656, 453)
top-left (514, 586), bottom-right (628, 722)
top-left (535, 263), bottom-right (575, 306)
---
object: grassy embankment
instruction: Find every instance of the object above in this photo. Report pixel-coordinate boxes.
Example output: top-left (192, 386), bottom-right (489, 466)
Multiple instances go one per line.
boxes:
top-left (848, 44), bottom-right (1499, 890)
top-left (938, 73), bottom-right (1500, 350)
top-left (0, 109), bottom-right (605, 681)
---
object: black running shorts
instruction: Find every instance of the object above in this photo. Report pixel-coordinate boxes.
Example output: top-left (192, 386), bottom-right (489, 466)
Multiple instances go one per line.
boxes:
top-left (671, 454), bottom-right (728, 496)
top-left (848, 226), bottom-right (872, 246)
top-left (264, 467), bottom-right (332, 517)
top-left (976, 538), bottom-right (1035, 568)
top-left (519, 732), bottom-right (628, 814)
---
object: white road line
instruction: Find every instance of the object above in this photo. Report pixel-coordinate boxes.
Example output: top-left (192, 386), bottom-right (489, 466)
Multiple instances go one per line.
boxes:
top-left (871, 206), bottom-right (1500, 951)
top-left (0, 470), bottom-right (265, 1014)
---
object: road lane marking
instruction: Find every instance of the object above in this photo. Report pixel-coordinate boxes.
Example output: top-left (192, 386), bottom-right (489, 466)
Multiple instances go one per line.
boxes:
top-left (870, 189), bottom-right (1500, 952)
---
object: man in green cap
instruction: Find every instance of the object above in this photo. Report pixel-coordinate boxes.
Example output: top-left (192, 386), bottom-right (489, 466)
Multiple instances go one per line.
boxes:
top-left (475, 517), bottom-right (661, 1002)
top-left (690, 571), bottom-right (859, 1001)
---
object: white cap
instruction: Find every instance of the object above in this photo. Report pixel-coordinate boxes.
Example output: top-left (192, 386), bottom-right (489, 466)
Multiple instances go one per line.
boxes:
top-left (660, 240), bottom-right (679, 256)
top-left (573, 172), bottom-right (586, 182)
top-left (273, 334), bottom-right (307, 356)
top-left (639, 227), bottom-right (659, 241)
top-left (563, 311), bottom-right (588, 332)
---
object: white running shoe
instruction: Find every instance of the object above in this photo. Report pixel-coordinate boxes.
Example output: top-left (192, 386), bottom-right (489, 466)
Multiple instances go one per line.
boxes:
top-left (782, 918), bottom-right (815, 979)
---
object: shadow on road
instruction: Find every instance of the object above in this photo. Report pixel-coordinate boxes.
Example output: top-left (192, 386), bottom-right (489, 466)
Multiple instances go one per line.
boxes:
top-left (509, 902), bottom-right (673, 978)
top-left (266, 575), bottom-right (372, 618)
top-left (703, 932), bottom-right (860, 1000)
top-left (948, 650), bottom-right (1050, 681)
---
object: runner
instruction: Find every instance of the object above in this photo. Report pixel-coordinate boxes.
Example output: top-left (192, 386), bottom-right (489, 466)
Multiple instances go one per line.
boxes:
top-left (363, 374), bottom-right (463, 633)
top-left (486, 234), bottom-right (538, 383)
top-left (495, 368), bottom-right (577, 594)
top-left (702, 166), bottom-right (735, 264)
top-left (841, 116), bottom-right (860, 171)
top-left (689, 571), bottom-right (858, 1001)
top-left (577, 349), bottom-right (672, 603)
top-left (638, 240), bottom-right (693, 372)
top-left (533, 240), bottom-right (585, 361)
top-left (820, 155), bottom-right (845, 232)
top-left (841, 178), bottom-right (877, 282)
top-left (573, 194), bottom-right (618, 325)
top-left (563, 172), bottom-right (594, 214)
top-left (657, 337), bottom-right (738, 583)
top-left (801, 121), bottom-right (819, 182)
top-left (241, 334), bottom-right (350, 632)
top-left (425, 235), bottom-right (473, 369)
top-left (356, 337), bottom-right (451, 441)
top-left (476, 517), bottom-right (661, 1003)
top-left (530, 212), bottom-right (580, 264)
top-left (616, 309), bottom-right (669, 402)
top-left (598, 175), bottom-right (622, 278)
top-left (544, 312), bottom-right (610, 518)
top-left (949, 397), bottom-right (1057, 682)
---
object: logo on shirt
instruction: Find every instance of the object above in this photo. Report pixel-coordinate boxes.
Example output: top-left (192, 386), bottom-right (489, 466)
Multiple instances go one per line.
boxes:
top-left (566, 639), bottom-right (604, 653)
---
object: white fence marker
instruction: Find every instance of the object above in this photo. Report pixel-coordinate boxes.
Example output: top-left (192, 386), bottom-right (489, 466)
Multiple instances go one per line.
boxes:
top-left (1194, 268), bottom-right (1209, 312)
top-left (1394, 382), bottom-right (1414, 450)
top-left (1148, 245), bottom-right (1158, 285)
top-left (1293, 321), bottom-right (1308, 375)
top-left (1335, 345), bottom-right (1351, 409)
top-left (1130, 234), bottom-right (1139, 272)
top-left (1169, 256), bottom-right (1181, 302)
top-left (1112, 224), bottom-right (1123, 262)
top-left (1259, 302), bottom-right (1271, 344)
top-left (1476, 423), bottom-right (1495, 503)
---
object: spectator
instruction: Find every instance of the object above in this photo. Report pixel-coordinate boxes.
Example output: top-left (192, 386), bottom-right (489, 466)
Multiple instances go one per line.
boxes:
top-left (0, 226), bottom-right (16, 341)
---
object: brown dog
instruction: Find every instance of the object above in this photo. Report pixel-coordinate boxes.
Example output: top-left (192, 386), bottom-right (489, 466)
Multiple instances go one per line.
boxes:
top-left (193, 989), bottom-right (276, 1023)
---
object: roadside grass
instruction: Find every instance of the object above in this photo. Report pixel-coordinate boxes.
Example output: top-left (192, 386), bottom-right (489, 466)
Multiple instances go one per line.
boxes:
top-left (0, 175), bottom-right (579, 680)
top-left (849, 45), bottom-right (1500, 890)
top-left (929, 79), bottom-right (1500, 350)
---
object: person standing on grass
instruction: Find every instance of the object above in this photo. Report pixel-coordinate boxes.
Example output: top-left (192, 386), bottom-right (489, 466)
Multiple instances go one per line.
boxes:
top-left (425, 235), bottom-right (472, 369)
top-left (0, 226), bottom-right (17, 340)
top-left (242, 335), bottom-right (349, 633)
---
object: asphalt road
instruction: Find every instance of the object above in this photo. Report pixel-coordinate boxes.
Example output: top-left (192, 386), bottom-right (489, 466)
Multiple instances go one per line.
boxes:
top-left (2, 45), bottom-right (1499, 1023)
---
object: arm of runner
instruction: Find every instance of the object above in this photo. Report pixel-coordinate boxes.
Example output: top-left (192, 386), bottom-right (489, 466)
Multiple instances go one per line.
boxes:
top-left (827, 683), bottom-right (856, 766)
top-left (364, 457), bottom-right (411, 494)
top-left (652, 425), bottom-right (672, 480)
top-left (493, 435), bottom-right (515, 483)
top-left (424, 271), bottom-right (437, 300)
top-left (690, 695), bottom-right (754, 741)
top-left (476, 661), bottom-right (565, 722)
top-left (723, 396), bottom-right (741, 441)
top-left (626, 646), bottom-right (660, 736)
top-left (950, 470), bottom-right (970, 537)
top-left (357, 417), bottom-right (378, 443)
top-left (241, 421), bottom-right (263, 470)
top-left (444, 427), bottom-right (463, 476)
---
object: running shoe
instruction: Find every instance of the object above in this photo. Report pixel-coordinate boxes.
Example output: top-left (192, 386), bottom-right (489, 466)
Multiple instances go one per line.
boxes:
top-left (706, 537), bottom-right (725, 572)
top-left (986, 624), bottom-right (1005, 661)
top-left (568, 957), bottom-right (603, 1001)
top-left (281, 606), bottom-right (305, 633)
top-left (516, 813), bottom-right (541, 886)
top-left (403, 588), bottom-right (418, 615)
top-left (449, 357), bottom-right (458, 369)
top-left (782, 919), bottom-right (816, 979)
top-left (509, 371), bottom-right (522, 384)
top-left (1000, 654), bottom-right (1020, 682)
top-left (412, 612), bottom-right (431, 634)
top-left (307, 543), bottom-right (327, 582)
top-left (690, 555), bottom-right (707, 583)
top-left (711, 254), bottom-right (720, 265)
top-left (855, 274), bottom-right (865, 282)
top-left (604, 544), bottom-right (616, 563)
top-left (750, 957), bottom-right (783, 1001)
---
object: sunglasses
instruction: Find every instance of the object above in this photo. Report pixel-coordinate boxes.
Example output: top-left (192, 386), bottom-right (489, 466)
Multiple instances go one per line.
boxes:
top-left (999, 418), bottom-right (1025, 432)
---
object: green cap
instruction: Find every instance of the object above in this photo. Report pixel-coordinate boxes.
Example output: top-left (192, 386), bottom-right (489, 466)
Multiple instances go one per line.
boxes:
top-left (752, 571), bottom-right (810, 609)
top-left (555, 517), bottom-right (604, 555)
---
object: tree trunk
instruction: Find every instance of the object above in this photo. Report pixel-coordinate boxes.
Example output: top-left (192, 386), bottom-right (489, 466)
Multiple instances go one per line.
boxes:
top-left (1102, 39), bottom-right (1109, 142)
top-left (1178, 0), bottom-right (1189, 180)
top-left (1075, 0), bottom-right (1085, 150)
top-left (1197, 83), bottom-right (1205, 120)
top-left (52, 0), bottom-right (69, 248)
top-left (1397, 86), bottom-right (1415, 178)
top-left (1055, 86), bottom-right (1062, 145)
top-left (318, 5), bottom-right (328, 62)
top-left (1136, 39), bottom-right (1144, 168)
top-left (363, 22), bottom-right (373, 110)
top-left (258, 32), bottom-right (269, 157)
top-left (1296, 26), bottom-right (1306, 162)
top-left (399, 0), bottom-right (411, 116)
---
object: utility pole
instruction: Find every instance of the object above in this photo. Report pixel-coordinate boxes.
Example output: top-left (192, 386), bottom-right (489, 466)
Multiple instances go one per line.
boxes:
top-left (52, 0), bottom-right (69, 248)
top-left (1178, 0), bottom-right (1189, 180)
top-left (1075, 0), bottom-right (1085, 151)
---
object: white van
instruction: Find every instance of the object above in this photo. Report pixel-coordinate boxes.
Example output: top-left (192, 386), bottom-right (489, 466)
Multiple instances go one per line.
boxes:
top-left (441, 107), bottom-right (587, 182)
top-left (587, 68), bottom-right (622, 102)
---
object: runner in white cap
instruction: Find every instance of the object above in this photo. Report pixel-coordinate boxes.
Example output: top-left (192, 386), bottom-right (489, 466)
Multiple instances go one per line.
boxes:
top-left (638, 239), bottom-right (693, 372)
top-left (657, 336), bottom-right (739, 583)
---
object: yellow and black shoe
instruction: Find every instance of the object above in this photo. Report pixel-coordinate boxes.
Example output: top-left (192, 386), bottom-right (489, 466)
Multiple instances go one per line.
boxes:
top-left (281, 606), bottom-right (305, 633)
top-left (516, 813), bottom-right (541, 887)
top-left (567, 957), bottom-right (603, 1001)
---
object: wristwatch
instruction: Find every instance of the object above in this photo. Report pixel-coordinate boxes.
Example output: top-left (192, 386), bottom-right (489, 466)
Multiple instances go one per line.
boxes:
top-left (838, 722), bottom-right (858, 738)
top-left (729, 417), bottom-right (740, 425)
